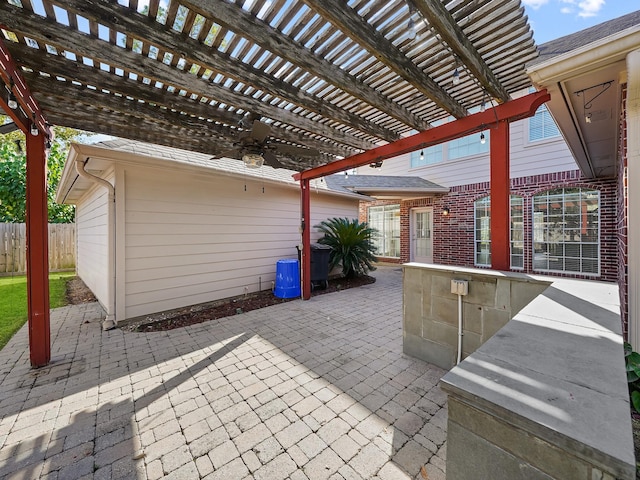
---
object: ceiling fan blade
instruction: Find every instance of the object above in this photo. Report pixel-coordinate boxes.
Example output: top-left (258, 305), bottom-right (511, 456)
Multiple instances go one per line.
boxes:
top-left (274, 144), bottom-right (320, 157)
top-left (250, 120), bottom-right (271, 142)
top-left (262, 151), bottom-right (285, 169)
top-left (211, 148), bottom-right (241, 160)
top-left (0, 122), bottom-right (19, 134)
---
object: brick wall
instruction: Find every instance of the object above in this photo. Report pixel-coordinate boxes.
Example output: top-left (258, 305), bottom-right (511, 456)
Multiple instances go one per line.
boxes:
top-left (618, 84), bottom-right (629, 337)
top-left (360, 169), bottom-right (618, 282)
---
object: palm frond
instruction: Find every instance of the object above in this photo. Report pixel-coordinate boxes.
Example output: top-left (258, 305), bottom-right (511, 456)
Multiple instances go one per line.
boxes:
top-left (314, 217), bottom-right (378, 278)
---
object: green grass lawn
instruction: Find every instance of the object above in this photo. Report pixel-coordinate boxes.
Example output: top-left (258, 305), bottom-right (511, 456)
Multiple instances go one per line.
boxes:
top-left (0, 272), bottom-right (75, 351)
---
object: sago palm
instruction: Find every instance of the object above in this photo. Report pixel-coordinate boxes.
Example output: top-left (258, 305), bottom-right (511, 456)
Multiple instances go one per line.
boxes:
top-left (314, 217), bottom-right (378, 278)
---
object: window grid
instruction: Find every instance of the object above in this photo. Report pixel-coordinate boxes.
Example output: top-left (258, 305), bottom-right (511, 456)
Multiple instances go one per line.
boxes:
top-left (529, 104), bottom-right (560, 141)
top-left (410, 145), bottom-right (443, 167)
top-left (510, 196), bottom-right (524, 269)
top-left (368, 205), bottom-right (401, 258)
top-left (532, 188), bottom-right (600, 275)
top-left (474, 196), bottom-right (525, 268)
top-left (449, 130), bottom-right (489, 160)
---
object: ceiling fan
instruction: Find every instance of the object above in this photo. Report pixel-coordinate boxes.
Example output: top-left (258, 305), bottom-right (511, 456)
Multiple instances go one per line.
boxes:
top-left (213, 119), bottom-right (320, 169)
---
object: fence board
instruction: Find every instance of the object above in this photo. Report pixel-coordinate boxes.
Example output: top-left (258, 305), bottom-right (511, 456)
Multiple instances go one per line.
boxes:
top-left (0, 223), bottom-right (76, 274)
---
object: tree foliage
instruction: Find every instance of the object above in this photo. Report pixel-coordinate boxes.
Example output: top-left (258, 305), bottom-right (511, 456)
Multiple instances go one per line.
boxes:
top-left (0, 117), bottom-right (90, 223)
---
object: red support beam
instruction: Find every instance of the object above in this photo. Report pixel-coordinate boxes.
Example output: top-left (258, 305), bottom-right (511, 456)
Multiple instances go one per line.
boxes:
top-left (2, 37), bottom-right (52, 367)
top-left (294, 90), bottom-right (549, 181)
top-left (25, 127), bottom-right (50, 367)
top-left (489, 121), bottom-right (510, 271)
top-left (0, 38), bottom-right (50, 135)
top-left (301, 179), bottom-right (312, 300)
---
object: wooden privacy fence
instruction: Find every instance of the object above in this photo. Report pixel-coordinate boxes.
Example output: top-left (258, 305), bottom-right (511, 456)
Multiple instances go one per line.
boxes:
top-left (0, 223), bottom-right (76, 274)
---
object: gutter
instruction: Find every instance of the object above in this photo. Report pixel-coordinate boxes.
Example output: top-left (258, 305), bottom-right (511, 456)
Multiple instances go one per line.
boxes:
top-left (75, 158), bottom-right (117, 330)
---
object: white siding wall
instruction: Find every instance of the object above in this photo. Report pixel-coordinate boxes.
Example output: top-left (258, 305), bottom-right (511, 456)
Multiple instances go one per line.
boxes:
top-left (310, 195), bottom-right (360, 242)
top-left (363, 118), bottom-right (577, 187)
top-left (122, 165), bottom-right (358, 319)
top-left (75, 179), bottom-right (111, 311)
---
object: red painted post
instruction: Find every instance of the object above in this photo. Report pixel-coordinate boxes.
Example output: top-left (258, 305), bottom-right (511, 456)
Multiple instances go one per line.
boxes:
top-left (301, 179), bottom-right (312, 300)
top-left (490, 121), bottom-right (510, 271)
top-left (25, 125), bottom-right (50, 367)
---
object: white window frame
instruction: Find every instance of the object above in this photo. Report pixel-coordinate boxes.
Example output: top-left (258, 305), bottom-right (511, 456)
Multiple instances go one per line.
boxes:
top-left (474, 197), bottom-right (491, 267)
top-left (528, 103), bottom-right (560, 143)
top-left (532, 188), bottom-right (600, 276)
top-left (474, 195), bottom-right (524, 268)
top-left (368, 205), bottom-right (401, 258)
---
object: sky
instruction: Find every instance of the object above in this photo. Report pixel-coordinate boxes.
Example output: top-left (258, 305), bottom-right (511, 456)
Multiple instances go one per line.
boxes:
top-left (522, 0), bottom-right (640, 44)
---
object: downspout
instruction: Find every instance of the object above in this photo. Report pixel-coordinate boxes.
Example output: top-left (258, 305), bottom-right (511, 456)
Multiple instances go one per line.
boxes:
top-left (75, 158), bottom-right (116, 330)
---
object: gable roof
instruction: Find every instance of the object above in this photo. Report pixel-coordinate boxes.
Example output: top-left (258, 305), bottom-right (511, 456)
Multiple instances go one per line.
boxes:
top-left (56, 139), bottom-right (369, 204)
top-left (325, 174), bottom-right (448, 198)
top-left (527, 10), bottom-right (640, 179)
top-left (532, 10), bottom-right (640, 65)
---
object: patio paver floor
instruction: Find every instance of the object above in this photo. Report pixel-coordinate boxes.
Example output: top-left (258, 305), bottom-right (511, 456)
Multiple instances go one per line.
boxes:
top-left (0, 266), bottom-right (447, 479)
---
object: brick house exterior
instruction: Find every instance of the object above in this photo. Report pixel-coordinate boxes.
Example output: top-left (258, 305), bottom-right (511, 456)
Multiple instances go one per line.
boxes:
top-left (358, 171), bottom-right (618, 282)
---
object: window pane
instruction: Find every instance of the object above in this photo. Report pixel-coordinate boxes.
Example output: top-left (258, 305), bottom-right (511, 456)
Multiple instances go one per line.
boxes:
top-left (410, 145), bottom-right (443, 167)
top-left (529, 104), bottom-right (560, 141)
top-left (449, 131), bottom-right (489, 160)
top-left (510, 196), bottom-right (524, 269)
top-left (367, 205), bottom-right (400, 258)
top-left (532, 188), bottom-right (600, 275)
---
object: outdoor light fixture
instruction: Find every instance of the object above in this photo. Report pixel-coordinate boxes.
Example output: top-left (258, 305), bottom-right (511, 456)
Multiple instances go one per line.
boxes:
top-left (452, 68), bottom-right (460, 85)
top-left (45, 136), bottom-right (52, 150)
top-left (407, 17), bottom-right (417, 40)
top-left (406, 1), bottom-right (418, 40)
top-left (369, 161), bottom-right (383, 168)
top-left (575, 80), bottom-right (612, 126)
top-left (442, 206), bottom-right (450, 216)
top-left (242, 152), bottom-right (263, 168)
top-left (480, 132), bottom-right (486, 144)
top-left (7, 81), bottom-right (17, 110)
top-left (30, 114), bottom-right (38, 136)
top-left (420, 149), bottom-right (424, 161)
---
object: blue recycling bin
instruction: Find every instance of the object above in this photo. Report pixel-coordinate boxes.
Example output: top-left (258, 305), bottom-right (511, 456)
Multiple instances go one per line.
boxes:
top-left (274, 259), bottom-right (301, 298)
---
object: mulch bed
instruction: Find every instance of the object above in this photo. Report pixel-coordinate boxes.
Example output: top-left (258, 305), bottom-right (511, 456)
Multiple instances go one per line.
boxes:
top-left (115, 274), bottom-right (376, 333)
top-left (65, 277), bottom-right (97, 305)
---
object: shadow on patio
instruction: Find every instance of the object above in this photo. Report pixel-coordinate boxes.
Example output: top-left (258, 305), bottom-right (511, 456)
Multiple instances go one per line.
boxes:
top-left (0, 266), bottom-right (448, 479)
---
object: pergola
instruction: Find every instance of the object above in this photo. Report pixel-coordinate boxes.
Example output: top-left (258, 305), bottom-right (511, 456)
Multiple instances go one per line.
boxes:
top-left (0, 0), bottom-right (545, 367)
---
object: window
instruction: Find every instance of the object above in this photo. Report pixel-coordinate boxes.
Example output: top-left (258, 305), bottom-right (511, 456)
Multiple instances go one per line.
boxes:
top-left (510, 196), bottom-right (524, 269)
top-left (407, 113), bottom-right (489, 168)
top-left (449, 130), bottom-right (489, 160)
top-left (474, 197), bottom-right (491, 266)
top-left (532, 188), bottom-right (599, 275)
top-left (410, 145), bottom-right (443, 167)
top-left (529, 104), bottom-right (560, 141)
top-left (474, 195), bottom-right (524, 268)
top-left (368, 205), bottom-right (400, 258)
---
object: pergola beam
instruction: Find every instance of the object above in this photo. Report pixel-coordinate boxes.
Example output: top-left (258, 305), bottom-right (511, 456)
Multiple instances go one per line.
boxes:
top-left (415, 0), bottom-right (512, 104)
top-left (0, 5), bottom-right (375, 152)
top-left (303, 0), bottom-right (467, 118)
top-left (294, 90), bottom-right (550, 181)
top-left (54, 0), bottom-right (400, 143)
top-left (297, 90), bottom-right (549, 298)
top-left (183, 0), bottom-right (431, 131)
top-left (27, 74), bottom-right (348, 159)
